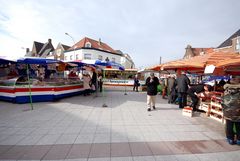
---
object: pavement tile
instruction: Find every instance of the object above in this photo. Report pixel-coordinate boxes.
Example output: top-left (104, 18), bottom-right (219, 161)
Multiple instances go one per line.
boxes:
top-left (55, 134), bottom-right (78, 144)
top-left (89, 143), bottom-right (110, 158)
top-left (214, 139), bottom-right (240, 151)
top-left (0, 145), bottom-right (32, 160)
top-left (20, 145), bottom-right (51, 160)
top-left (155, 155), bottom-right (178, 161)
top-left (111, 143), bottom-right (132, 157)
top-left (0, 145), bottom-right (13, 155)
top-left (43, 144), bottom-right (71, 160)
top-left (165, 141), bottom-right (192, 154)
top-left (66, 144), bottom-right (91, 159)
top-left (0, 135), bottom-right (26, 145)
top-left (129, 142), bottom-right (152, 156)
top-left (111, 156), bottom-right (133, 161)
top-left (133, 155), bottom-right (156, 161)
top-left (147, 142), bottom-right (173, 155)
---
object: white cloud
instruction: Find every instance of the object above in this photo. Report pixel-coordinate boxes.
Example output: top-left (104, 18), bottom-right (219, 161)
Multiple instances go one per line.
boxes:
top-left (0, 0), bottom-right (239, 67)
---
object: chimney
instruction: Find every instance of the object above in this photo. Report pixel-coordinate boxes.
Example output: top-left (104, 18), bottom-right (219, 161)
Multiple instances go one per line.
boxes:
top-left (48, 39), bottom-right (52, 43)
top-left (26, 48), bottom-right (30, 54)
top-left (98, 38), bottom-right (101, 45)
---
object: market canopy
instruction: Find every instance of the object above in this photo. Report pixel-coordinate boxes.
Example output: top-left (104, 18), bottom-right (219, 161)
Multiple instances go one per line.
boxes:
top-left (215, 55), bottom-right (240, 67)
top-left (0, 58), bottom-right (17, 64)
top-left (81, 59), bottom-right (125, 71)
top-left (148, 51), bottom-right (239, 74)
top-left (17, 57), bottom-right (60, 64)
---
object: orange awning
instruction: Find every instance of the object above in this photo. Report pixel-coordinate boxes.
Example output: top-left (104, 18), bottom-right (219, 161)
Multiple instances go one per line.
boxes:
top-left (148, 51), bottom-right (239, 74)
top-left (215, 55), bottom-right (240, 67)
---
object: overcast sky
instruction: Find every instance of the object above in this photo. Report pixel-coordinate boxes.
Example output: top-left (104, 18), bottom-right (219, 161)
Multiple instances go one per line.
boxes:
top-left (0, 0), bottom-right (239, 68)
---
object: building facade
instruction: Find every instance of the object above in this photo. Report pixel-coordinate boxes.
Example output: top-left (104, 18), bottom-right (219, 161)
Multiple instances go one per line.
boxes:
top-left (64, 37), bottom-right (135, 69)
top-left (215, 29), bottom-right (240, 53)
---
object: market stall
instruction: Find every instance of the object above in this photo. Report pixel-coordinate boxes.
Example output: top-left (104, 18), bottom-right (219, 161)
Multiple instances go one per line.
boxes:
top-left (0, 57), bottom-right (85, 103)
top-left (102, 68), bottom-right (144, 86)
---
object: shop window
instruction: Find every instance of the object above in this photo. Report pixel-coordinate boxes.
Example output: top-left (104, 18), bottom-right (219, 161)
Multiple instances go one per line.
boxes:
top-left (84, 53), bottom-right (91, 60)
top-left (112, 57), bottom-right (116, 62)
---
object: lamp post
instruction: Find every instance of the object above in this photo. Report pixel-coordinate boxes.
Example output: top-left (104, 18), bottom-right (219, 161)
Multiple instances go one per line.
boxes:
top-left (65, 32), bottom-right (76, 60)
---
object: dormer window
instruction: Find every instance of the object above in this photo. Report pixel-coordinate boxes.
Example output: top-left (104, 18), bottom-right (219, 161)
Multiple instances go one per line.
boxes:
top-left (85, 42), bottom-right (91, 48)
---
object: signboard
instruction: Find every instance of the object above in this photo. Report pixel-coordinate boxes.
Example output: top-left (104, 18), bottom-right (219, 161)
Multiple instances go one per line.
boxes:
top-left (204, 65), bottom-right (215, 74)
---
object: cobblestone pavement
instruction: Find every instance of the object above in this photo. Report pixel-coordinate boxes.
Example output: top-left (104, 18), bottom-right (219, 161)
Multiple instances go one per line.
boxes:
top-left (0, 89), bottom-right (240, 161)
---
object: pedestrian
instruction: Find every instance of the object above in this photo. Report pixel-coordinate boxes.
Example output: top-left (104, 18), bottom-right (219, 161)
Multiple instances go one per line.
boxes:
top-left (133, 75), bottom-right (140, 92)
top-left (145, 73), bottom-right (159, 111)
top-left (176, 71), bottom-right (190, 109)
top-left (222, 76), bottom-right (240, 145)
top-left (187, 84), bottom-right (212, 112)
top-left (168, 75), bottom-right (177, 103)
top-left (91, 70), bottom-right (97, 91)
top-left (98, 74), bottom-right (103, 92)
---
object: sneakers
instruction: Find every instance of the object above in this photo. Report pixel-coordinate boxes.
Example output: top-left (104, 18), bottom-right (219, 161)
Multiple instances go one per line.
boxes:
top-left (227, 138), bottom-right (235, 145)
top-left (153, 106), bottom-right (156, 110)
top-left (147, 108), bottom-right (151, 111)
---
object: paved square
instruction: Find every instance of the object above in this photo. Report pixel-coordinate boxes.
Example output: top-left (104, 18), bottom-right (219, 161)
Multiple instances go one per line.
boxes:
top-left (0, 90), bottom-right (240, 160)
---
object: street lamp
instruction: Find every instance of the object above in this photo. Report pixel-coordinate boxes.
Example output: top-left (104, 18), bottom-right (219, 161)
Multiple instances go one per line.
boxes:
top-left (65, 32), bottom-right (76, 60)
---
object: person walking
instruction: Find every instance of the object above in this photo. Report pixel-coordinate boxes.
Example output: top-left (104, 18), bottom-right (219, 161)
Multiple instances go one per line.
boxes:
top-left (222, 76), bottom-right (240, 145)
top-left (176, 71), bottom-right (190, 109)
top-left (145, 73), bottom-right (159, 111)
top-left (133, 75), bottom-right (140, 92)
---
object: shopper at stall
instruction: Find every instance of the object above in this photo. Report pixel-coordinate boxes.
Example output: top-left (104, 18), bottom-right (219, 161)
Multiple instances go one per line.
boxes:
top-left (83, 73), bottom-right (91, 96)
top-left (187, 84), bottom-right (212, 112)
top-left (176, 71), bottom-right (190, 109)
top-left (167, 75), bottom-right (176, 103)
top-left (168, 76), bottom-right (177, 104)
top-left (145, 73), bottom-right (159, 111)
top-left (133, 75), bottom-right (140, 92)
top-left (91, 70), bottom-right (97, 91)
top-left (222, 76), bottom-right (240, 145)
top-left (68, 70), bottom-right (78, 79)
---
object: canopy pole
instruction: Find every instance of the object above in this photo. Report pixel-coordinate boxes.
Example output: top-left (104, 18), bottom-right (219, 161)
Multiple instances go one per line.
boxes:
top-left (102, 69), bottom-right (108, 107)
top-left (124, 72), bottom-right (127, 95)
top-left (26, 64), bottom-right (33, 110)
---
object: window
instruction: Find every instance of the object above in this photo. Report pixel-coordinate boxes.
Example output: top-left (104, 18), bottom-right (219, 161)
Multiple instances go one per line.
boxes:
top-left (98, 55), bottom-right (103, 60)
top-left (57, 49), bottom-right (61, 56)
top-left (84, 53), bottom-right (91, 60)
top-left (76, 54), bottom-right (79, 60)
top-left (85, 42), bottom-right (92, 48)
top-left (70, 55), bottom-right (73, 60)
top-left (236, 37), bottom-right (240, 50)
top-left (112, 57), bottom-right (116, 62)
top-left (64, 56), bottom-right (67, 60)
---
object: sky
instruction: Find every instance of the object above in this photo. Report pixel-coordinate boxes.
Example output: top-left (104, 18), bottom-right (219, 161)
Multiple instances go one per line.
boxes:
top-left (0, 0), bottom-right (239, 68)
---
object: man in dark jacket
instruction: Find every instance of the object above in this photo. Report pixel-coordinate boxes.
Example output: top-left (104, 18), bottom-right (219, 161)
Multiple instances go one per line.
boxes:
top-left (176, 71), bottom-right (190, 109)
top-left (187, 84), bottom-right (211, 111)
top-left (145, 73), bottom-right (159, 111)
